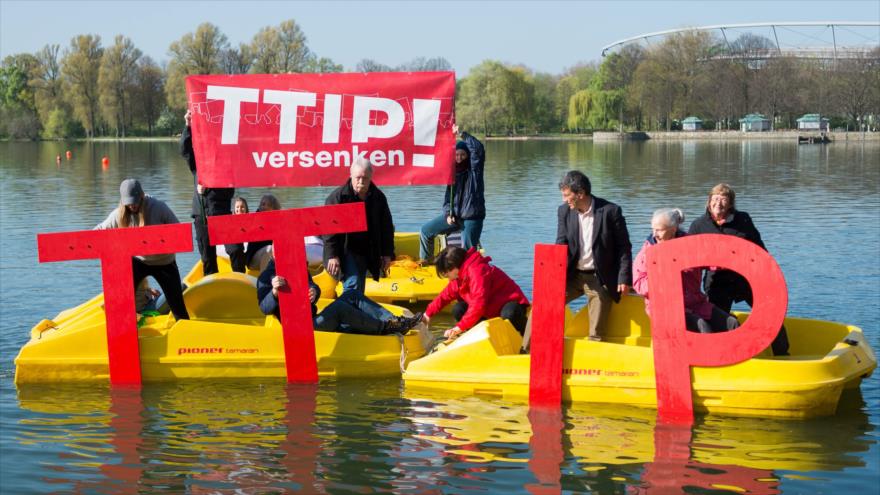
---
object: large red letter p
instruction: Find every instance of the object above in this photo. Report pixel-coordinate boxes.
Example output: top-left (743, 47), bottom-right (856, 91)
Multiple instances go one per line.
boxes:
top-left (646, 234), bottom-right (787, 423)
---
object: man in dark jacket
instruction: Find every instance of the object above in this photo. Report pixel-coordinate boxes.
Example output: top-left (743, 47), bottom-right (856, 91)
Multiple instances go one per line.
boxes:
top-left (257, 258), bottom-right (421, 335)
top-left (323, 158), bottom-right (395, 295)
top-left (687, 183), bottom-right (789, 355)
top-left (556, 170), bottom-right (632, 341)
top-left (180, 110), bottom-right (244, 275)
top-left (418, 124), bottom-right (486, 261)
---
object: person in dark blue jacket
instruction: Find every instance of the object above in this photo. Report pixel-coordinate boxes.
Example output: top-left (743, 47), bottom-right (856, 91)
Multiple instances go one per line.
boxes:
top-left (419, 124), bottom-right (486, 261)
top-left (257, 259), bottom-right (422, 335)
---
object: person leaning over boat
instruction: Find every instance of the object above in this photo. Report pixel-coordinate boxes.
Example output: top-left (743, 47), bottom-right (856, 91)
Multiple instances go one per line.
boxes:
top-left (323, 158), bottom-right (395, 294)
top-left (421, 246), bottom-right (530, 342)
top-left (94, 179), bottom-right (190, 321)
top-left (418, 124), bottom-right (485, 262)
top-left (256, 256), bottom-right (422, 335)
top-left (181, 110), bottom-right (244, 275)
top-left (556, 170), bottom-right (632, 341)
top-left (687, 183), bottom-right (790, 355)
top-left (633, 208), bottom-right (739, 333)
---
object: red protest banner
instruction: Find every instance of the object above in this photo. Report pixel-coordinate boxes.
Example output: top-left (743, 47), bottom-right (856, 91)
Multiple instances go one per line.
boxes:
top-left (185, 72), bottom-right (456, 188)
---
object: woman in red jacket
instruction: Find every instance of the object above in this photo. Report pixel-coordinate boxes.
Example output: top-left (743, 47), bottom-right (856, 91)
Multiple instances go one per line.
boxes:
top-left (422, 246), bottom-right (530, 341)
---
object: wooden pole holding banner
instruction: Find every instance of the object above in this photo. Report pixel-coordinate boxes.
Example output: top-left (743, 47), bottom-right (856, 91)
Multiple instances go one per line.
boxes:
top-left (37, 223), bottom-right (194, 385)
top-left (207, 203), bottom-right (367, 383)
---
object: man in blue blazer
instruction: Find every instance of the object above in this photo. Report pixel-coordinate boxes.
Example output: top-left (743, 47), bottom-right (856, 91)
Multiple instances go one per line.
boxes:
top-left (556, 170), bottom-right (632, 340)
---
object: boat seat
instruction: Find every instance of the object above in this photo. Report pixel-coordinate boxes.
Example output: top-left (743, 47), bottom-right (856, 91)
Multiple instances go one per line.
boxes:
top-left (565, 294), bottom-right (653, 346)
top-left (182, 272), bottom-right (265, 322)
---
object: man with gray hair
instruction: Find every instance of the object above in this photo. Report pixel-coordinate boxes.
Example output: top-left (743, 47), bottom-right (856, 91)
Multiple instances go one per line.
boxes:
top-left (556, 170), bottom-right (632, 340)
top-left (323, 159), bottom-right (395, 297)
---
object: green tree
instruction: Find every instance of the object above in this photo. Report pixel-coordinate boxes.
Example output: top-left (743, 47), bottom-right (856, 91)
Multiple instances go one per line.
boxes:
top-left (221, 43), bottom-right (253, 75)
top-left (307, 57), bottom-right (343, 73)
top-left (166, 23), bottom-right (229, 112)
top-left (0, 53), bottom-right (41, 139)
top-left (456, 60), bottom-right (534, 135)
top-left (554, 63), bottom-right (596, 126)
top-left (630, 30), bottom-right (714, 130)
top-left (250, 20), bottom-right (312, 73)
top-left (30, 44), bottom-right (72, 134)
top-left (132, 56), bottom-right (165, 135)
top-left (61, 35), bottom-right (103, 137)
top-left (99, 35), bottom-right (142, 137)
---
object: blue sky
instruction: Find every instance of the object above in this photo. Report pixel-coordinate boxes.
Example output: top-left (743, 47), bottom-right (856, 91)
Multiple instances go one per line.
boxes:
top-left (2, 1), bottom-right (878, 75)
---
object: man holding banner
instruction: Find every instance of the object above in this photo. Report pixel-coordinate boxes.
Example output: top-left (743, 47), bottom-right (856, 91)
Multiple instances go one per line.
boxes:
top-left (181, 110), bottom-right (244, 275)
top-left (323, 158), bottom-right (396, 296)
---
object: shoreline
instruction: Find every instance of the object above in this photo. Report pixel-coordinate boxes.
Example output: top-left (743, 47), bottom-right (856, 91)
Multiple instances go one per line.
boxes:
top-left (5, 130), bottom-right (879, 143)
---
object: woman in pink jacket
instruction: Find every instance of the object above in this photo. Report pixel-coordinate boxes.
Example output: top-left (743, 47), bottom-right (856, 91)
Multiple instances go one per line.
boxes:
top-left (422, 246), bottom-right (530, 341)
top-left (633, 208), bottom-right (739, 334)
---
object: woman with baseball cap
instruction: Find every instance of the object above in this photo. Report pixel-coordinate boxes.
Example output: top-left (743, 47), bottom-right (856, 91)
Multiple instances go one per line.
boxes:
top-left (95, 178), bottom-right (190, 321)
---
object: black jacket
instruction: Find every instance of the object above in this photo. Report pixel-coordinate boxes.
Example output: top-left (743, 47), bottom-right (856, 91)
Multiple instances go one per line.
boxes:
top-left (257, 260), bottom-right (321, 319)
top-left (444, 132), bottom-right (486, 221)
top-left (180, 125), bottom-right (235, 217)
top-left (556, 196), bottom-right (633, 301)
top-left (687, 209), bottom-right (766, 301)
top-left (323, 180), bottom-right (395, 281)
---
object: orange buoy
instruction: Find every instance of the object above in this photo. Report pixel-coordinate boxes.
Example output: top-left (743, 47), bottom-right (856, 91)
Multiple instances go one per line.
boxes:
top-left (65, 150), bottom-right (72, 160)
top-left (101, 156), bottom-right (110, 167)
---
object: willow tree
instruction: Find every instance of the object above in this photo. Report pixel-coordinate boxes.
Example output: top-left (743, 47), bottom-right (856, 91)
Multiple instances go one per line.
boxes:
top-left (166, 23), bottom-right (229, 113)
top-left (61, 35), bottom-right (103, 137)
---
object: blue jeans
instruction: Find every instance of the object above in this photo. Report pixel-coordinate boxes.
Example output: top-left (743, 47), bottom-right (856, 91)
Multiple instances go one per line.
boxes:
top-left (337, 289), bottom-right (394, 320)
top-left (419, 215), bottom-right (484, 260)
top-left (340, 252), bottom-right (368, 294)
top-left (314, 298), bottom-right (385, 335)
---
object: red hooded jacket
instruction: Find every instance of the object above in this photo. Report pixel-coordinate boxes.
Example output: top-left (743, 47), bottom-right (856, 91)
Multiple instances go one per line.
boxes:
top-left (425, 248), bottom-right (529, 331)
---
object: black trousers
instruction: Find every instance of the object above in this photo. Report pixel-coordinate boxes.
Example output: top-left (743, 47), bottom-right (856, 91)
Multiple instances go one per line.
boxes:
top-left (133, 258), bottom-right (189, 320)
top-left (452, 300), bottom-right (529, 335)
top-left (194, 216), bottom-right (246, 275)
top-left (708, 285), bottom-right (790, 356)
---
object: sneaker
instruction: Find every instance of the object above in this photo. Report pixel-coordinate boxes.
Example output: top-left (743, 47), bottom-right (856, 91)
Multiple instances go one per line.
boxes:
top-left (382, 318), bottom-right (406, 335)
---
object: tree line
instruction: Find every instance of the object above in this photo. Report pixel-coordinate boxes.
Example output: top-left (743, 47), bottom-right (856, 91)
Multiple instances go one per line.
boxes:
top-left (2, 23), bottom-right (878, 139)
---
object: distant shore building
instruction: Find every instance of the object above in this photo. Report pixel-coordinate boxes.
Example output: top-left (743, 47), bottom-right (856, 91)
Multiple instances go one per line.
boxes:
top-left (739, 114), bottom-right (771, 132)
top-left (797, 114), bottom-right (829, 131)
top-left (682, 116), bottom-right (703, 131)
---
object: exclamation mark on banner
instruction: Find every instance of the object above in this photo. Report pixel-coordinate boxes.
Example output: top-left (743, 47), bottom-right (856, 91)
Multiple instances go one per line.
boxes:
top-left (412, 99), bottom-right (441, 168)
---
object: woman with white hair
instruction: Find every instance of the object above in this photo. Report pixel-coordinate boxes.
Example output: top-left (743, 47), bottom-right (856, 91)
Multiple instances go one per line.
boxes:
top-left (632, 208), bottom-right (738, 334)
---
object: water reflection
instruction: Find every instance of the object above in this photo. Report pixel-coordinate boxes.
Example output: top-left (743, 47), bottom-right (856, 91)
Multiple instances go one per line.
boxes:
top-left (11, 377), bottom-right (876, 493)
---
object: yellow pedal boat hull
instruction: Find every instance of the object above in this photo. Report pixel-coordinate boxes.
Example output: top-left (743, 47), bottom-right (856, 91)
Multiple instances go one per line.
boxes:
top-left (312, 232), bottom-right (450, 304)
top-left (15, 272), bottom-right (428, 383)
top-left (403, 295), bottom-right (876, 419)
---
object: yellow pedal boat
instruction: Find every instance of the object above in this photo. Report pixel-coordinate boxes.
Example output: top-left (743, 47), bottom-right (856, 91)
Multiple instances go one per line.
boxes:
top-left (15, 271), bottom-right (428, 384)
top-left (403, 295), bottom-right (876, 419)
top-left (312, 232), bottom-right (450, 304)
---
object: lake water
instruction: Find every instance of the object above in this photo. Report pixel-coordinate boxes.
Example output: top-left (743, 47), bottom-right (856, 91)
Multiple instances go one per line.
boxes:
top-left (1, 139), bottom-right (878, 493)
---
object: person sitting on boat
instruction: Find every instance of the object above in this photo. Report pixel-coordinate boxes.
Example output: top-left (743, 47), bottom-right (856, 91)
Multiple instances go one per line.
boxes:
top-left (421, 246), bottom-right (529, 342)
top-left (418, 124), bottom-right (485, 262)
top-left (245, 194), bottom-right (281, 272)
top-left (687, 183), bottom-right (790, 355)
top-left (257, 257), bottom-right (422, 336)
top-left (95, 179), bottom-right (190, 321)
top-left (323, 158), bottom-right (395, 294)
top-left (556, 170), bottom-right (632, 341)
top-left (633, 208), bottom-right (739, 333)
